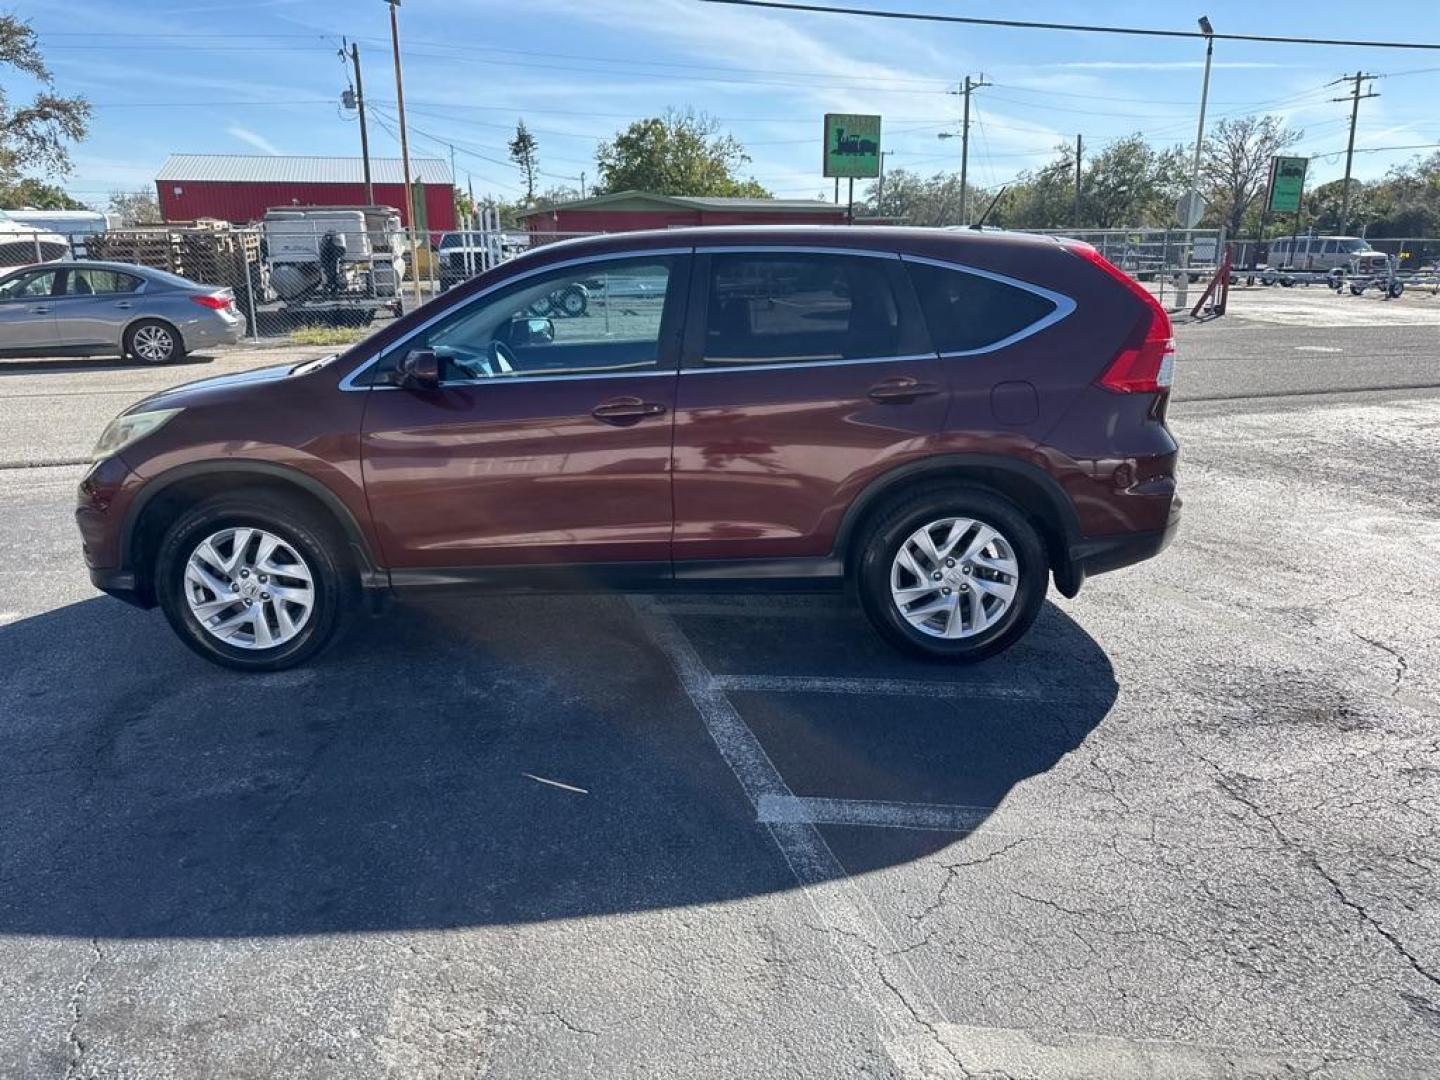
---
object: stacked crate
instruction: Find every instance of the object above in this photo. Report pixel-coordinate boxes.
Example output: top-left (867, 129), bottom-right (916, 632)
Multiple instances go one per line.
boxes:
top-left (87, 220), bottom-right (264, 310)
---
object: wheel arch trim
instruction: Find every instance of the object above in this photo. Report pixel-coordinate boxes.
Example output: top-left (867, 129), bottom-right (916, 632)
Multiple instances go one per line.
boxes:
top-left (119, 460), bottom-right (382, 584)
top-left (832, 453), bottom-right (1083, 571)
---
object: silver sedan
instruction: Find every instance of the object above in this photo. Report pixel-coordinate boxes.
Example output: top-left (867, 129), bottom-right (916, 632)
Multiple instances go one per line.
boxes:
top-left (0, 261), bottom-right (244, 363)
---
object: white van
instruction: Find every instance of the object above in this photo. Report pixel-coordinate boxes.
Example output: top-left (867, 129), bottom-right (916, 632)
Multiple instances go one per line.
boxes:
top-left (1268, 235), bottom-right (1374, 272)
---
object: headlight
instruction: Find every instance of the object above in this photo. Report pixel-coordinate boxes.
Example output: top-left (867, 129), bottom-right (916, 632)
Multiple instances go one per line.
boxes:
top-left (91, 408), bottom-right (182, 462)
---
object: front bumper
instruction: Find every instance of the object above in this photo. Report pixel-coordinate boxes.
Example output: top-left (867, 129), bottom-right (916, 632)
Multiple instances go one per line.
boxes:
top-left (76, 455), bottom-right (155, 607)
top-left (88, 566), bottom-right (151, 608)
top-left (1054, 497), bottom-right (1181, 597)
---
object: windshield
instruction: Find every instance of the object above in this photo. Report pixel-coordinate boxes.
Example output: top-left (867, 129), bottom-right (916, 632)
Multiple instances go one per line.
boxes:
top-left (1341, 238), bottom-right (1373, 252)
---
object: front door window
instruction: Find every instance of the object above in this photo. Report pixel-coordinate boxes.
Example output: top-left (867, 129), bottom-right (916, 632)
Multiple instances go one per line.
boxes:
top-left (378, 257), bottom-right (675, 382)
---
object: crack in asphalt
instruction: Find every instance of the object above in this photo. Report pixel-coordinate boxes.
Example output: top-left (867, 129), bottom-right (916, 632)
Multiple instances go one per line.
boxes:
top-left (906, 839), bottom-right (1033, 929)
top-left (62, 938), bottom-right (103, 1080)
top-left (543, 1009), bottom-right (599, 1038)
top-left (1191, 746), bottom-right (1440, 999)
top-left (1350, 631), bottom-right (1410, 697)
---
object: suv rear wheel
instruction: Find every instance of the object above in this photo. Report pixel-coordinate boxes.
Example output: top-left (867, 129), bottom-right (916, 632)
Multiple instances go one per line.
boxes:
top-left (154, 492), bottom-right (353, 671)
top-left (857, 488), bottom-right (1047, 663)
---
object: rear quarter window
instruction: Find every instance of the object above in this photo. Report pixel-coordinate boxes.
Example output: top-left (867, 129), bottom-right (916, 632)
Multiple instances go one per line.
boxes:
top-left (906, 261), bottom-right (1059, 354)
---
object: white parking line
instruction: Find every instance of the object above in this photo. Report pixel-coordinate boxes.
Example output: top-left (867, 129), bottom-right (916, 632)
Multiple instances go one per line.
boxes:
top-left (628, 597), bottom-right (966, 1077)
top-left (758, 795), bottom-right (991, 834)
top-left (888, 1023), bottom-right (1390, 1080)
top-left (712, 673), bottom-right (1109, 703)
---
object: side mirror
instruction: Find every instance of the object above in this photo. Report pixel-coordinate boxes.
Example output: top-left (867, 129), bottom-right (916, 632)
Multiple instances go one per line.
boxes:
top-left (398, 348), bottom-right (441, 390)
top-left (502, 316), bottom-right (555, 347)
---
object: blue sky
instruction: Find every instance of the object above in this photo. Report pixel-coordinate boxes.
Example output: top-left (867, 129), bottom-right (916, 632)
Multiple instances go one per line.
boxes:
top-left (12, 0), bottom-right (1440, 207)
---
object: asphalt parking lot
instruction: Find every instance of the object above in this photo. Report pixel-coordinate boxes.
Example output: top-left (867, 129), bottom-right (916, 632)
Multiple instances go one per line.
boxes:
top-left (2, 284), bottom-right (1438, 1078)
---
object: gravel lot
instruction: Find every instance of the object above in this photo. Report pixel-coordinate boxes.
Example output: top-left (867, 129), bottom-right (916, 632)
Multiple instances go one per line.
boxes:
top-left (1, 284), bottom-right (1437, 1078)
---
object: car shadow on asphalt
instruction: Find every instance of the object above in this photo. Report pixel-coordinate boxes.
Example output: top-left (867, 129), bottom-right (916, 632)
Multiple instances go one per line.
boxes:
top-left (0, 593), bottom-right (1116, 938)
top-left (0, 356), bottom-right (217, 376)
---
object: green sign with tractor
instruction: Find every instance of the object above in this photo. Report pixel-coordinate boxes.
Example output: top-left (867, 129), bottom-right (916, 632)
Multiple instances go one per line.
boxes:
top-left (823, 114), bottom-right (882, 179)
top-left (1267, 156), bottom-right (1308, 214)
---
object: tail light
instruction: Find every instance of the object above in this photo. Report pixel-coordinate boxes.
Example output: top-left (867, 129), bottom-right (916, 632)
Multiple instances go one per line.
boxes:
top-left (1068, 243), bottom-right (1175, 394)
top-left (190, 293), bottom-right (233, 311)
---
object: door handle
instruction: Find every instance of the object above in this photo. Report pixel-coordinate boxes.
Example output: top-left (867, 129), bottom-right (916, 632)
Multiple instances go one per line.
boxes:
top-left (29, 306), bottom-right (49, 314)
top-left (113, 301), bottom-right (132, 309)
top-left (591, 397), bottom-right (667, 425)
top-left (867, 376), bottom-right (941, 403)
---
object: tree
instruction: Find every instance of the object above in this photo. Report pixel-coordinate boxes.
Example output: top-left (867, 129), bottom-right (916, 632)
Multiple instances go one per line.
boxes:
top-left (595, 109), bottom-right (769, 197)
top-left (508, 120), bottom-right (539, 203)
top-left (1200, 115), bottom-right (1302, 235)
top-left (107, 189), bottom-right (161, 225)
top-left (0, 176), bottom-right (86, 209)
top-left (862, 168), bottom-right (965, 226)
top-left (0, 15), bottom-right (90, 185)
top-left (991, 144), bottom-right (1081, 229)
top-left (1081, 135), bottom-right (1188, 228)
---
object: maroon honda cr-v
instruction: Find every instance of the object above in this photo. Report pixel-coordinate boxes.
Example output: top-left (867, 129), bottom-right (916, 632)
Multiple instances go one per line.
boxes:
top-left (76, 226), bottom-right (1179, 670)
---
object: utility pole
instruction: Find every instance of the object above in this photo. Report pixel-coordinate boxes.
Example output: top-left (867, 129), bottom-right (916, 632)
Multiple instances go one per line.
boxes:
top-left (346, 41), bottom-right (374, 206)
top-left (876, 150), bottom-right (890, 212)
top-left (580, 171), bottom-right (587, 198)
top-left (386, 0), bottom-right (422, 307)
top-left (1073, 134), bottom-right (1083, 227)
top-left (939, 74), bottom-right (989, 225)
top-left (957, 74), bottom-right (990, 225)
top-left (1330, 71), bottom-right (1378, 234)
top-left (449, 142), bottom-right (458, 227)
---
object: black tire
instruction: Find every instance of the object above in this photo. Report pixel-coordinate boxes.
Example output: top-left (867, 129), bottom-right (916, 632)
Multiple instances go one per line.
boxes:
top-left (154, 491), bottom-right (355, 671)
top-left (124, 319), bottom-right (185, 364)
top-left (856, 487), bottom-right (1048, 664)
top-left (558, 285), bottom-right (588, 318)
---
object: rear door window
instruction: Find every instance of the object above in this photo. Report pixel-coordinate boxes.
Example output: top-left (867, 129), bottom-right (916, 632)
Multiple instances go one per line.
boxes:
top-left (905, 261), bottom-right (1060, 354)
top-left (66, 269), bottom-right (142, 295)
top-left (698, 252), bottom-right (911, 366)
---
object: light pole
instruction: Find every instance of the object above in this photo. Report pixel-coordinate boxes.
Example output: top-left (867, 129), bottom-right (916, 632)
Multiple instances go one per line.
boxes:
top-left (386, 0), bottom-right (422, 307)
top-left (1176, 15), bottom-right (1215, 309)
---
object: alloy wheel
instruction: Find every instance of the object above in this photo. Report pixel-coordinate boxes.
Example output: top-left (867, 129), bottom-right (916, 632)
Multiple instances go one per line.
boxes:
top-left (133, 325), bottom-right (175, 362)
top-left (889, 516), bottom-right (1020, 639)
top-left (183, 527), bottom-right (315, 650)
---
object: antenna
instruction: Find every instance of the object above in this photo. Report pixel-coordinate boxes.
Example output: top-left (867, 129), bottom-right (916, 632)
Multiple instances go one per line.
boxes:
top-left (972, 186), bottom-right (1007, 230)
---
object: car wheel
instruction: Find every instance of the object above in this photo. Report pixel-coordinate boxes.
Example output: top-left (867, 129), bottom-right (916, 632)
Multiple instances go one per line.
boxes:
top-left (856, 488), bottom-right (1047, 663)
top-left (155, 492), bottom-right (354, 671)
top-left (125, 319), bottom-right (185, 364)
top-left (558, 285), bottom-right (588, 318)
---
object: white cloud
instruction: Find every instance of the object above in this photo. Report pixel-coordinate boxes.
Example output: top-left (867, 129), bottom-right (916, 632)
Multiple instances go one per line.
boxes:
top-left (226, 125), bottom-right (283, 155)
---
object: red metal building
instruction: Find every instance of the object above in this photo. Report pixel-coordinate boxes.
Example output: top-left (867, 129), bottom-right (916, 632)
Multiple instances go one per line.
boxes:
top-left (155, 154), bottom-right (456, 231)
top-left (519, 191), bottom-right (847, 238)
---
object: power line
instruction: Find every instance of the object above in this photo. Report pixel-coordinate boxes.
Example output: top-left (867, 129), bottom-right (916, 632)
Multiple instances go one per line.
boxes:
top-left (695, 0), bottom-right (1440, 51)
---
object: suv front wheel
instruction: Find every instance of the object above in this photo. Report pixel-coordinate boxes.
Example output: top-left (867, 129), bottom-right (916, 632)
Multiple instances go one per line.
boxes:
top-left (155, 492), bottom-right (353, 671)
top-left (857, 488), bottom-right (1048, 663)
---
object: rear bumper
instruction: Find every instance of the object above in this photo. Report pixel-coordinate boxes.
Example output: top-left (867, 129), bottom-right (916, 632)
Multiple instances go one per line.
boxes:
top-left (1055, 497), bottom-right (1181, 597)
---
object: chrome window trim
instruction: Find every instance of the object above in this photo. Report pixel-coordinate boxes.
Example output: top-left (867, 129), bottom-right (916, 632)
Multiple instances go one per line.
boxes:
top-left (682, 352), bottom-right (936, 375)
top-left (693, 245), bottom-right (901, 260)
top-left (338, 247), bottom-right (692, 391)
top-left (899, 253), bottom-right (1077, 357)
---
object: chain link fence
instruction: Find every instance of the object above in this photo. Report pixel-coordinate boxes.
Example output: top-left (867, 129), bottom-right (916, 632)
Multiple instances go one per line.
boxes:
top-left (4, 217), bottom-right (1436, 350)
